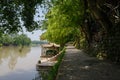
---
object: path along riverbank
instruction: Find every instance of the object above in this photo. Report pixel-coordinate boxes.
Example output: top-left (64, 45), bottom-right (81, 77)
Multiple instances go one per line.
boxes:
top-left (56, 45), bottom-right (120, 80)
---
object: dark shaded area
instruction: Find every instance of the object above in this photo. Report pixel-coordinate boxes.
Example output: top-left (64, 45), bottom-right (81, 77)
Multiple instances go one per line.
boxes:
top-left (81, 0), bottom-right (120, 63)
top-left (56, 46), bottom-right (120, 80)
top-left (0, 0), bottom-right (43, 33)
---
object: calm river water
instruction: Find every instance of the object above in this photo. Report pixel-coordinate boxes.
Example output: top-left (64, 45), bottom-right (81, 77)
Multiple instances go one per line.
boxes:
top-left (0, 46), bottom-right (41, 80)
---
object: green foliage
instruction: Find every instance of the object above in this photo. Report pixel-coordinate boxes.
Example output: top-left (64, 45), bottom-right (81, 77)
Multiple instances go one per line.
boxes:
top-left (2, 0), bottom-right (120, 63)
top-left (40, 32), bottom-right (47, 40)
top-left (0, 44), bottom-right (2, 47)
top-left (0, 34), bottom-right (31, 46)
top-left (1, 0), bottom-right (43, 33)
top-left (13, 34), bottom-right (31, 46)
top-left (45, 0), bottom-right (84, 28)
top-left (0, 34), bottom-right (13, 46)
top-left (46, 27), bottom-right (75, 45)
top-left (41, 0), bottom-right (84, 47)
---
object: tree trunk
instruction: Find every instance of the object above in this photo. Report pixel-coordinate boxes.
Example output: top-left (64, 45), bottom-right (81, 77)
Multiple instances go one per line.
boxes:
top-left (87, 0), bottom-right (113, 33)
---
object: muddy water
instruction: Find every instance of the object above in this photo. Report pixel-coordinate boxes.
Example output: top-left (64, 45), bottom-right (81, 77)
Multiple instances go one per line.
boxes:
top-left (0, 46), bottom-right (41, 80)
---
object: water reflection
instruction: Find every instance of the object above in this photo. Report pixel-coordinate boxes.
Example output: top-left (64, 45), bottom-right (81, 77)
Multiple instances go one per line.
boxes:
top-left (0, 46), bottom-right (42, 80)
top-left (0, 46), bottom-right (31, 70)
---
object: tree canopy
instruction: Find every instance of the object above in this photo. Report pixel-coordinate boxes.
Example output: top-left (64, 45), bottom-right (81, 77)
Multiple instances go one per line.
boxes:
top-left (1, 0), bottom-right (44, 33)
top-left (1, 0), bottom-right (120, 62)
top-left (40, 0), bottom-right (120, 62)
top-left (40, 0), bottom-right (84, 46)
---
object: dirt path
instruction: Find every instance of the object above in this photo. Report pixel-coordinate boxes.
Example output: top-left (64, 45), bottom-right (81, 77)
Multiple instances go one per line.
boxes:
top-left (56, 46), bottom-right (120, 80)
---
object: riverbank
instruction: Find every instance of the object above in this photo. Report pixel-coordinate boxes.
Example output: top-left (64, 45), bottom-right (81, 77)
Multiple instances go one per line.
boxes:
top-left (56, 45), bottom-right (120, 80)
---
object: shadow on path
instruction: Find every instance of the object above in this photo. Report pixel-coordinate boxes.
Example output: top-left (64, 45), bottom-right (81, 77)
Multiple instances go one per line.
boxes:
top-left (56, 46), bottom-right (120, 80)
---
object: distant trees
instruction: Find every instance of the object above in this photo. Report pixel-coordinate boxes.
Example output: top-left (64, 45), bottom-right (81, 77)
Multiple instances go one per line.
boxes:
top-left (0, 34), bottom-right (13, 46)
top-left (32, 40), bottom-right (47, 44)
top-left (0, 34), bottom-right (31, 46)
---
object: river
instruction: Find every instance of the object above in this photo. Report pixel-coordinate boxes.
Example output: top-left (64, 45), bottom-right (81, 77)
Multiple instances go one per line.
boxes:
top-left (0, 46), bottom-right (41, 80)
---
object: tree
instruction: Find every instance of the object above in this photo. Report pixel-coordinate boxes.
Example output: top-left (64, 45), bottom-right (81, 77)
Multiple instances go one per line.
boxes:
top-left (1, 0), bottom-right (120, 62)
top-left (1, 0), bottom-right (44, 33)
top-left (13, 34), bottom-right (31, 46)
top-left (1, 34), bottom-right (13, 46)
top-left (82, 0), bottom-right (120, 62)
top-left (0, 34), bottom-right (31, 46)
top-left (41, 0), bottom-right (84, 47)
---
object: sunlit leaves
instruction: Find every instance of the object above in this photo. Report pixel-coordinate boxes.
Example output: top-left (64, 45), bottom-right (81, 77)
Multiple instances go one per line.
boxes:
top-left (41, 0), bottom-right (84, 45)
top-left (45, 27), bottom-right (75, 44)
